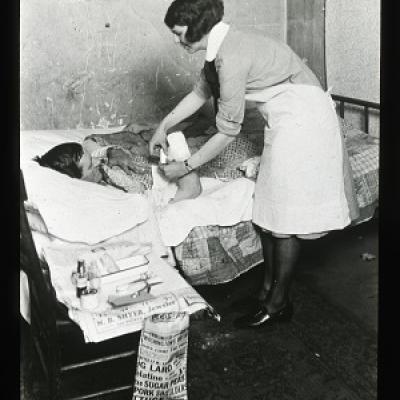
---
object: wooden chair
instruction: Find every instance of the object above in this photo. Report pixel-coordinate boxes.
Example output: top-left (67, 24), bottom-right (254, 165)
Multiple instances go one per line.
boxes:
top-left (20, 169), bottom-right (141, 400)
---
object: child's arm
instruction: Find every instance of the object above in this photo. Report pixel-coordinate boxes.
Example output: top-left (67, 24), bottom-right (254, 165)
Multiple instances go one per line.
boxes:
top-left (106, 147), bottom-right (150, 175)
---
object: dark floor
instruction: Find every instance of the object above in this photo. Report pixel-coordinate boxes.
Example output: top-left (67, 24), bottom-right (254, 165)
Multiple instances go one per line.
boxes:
top-left (20, 218), bottom-right (378, 399)
top-left (295, 217), bottom-right (378, 333)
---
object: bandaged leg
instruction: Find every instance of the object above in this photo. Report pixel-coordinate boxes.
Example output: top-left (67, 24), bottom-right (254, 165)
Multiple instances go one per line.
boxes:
top-left (166, 131), bottom-right (202, 203)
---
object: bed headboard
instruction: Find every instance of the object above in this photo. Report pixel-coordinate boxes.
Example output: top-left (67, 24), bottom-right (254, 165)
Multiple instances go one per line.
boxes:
top-left (331, 94), bottom-right (380, 135)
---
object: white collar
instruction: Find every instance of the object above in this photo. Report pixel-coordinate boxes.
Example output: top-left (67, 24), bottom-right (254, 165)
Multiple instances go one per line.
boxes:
top-left (205, 21), bottom-right (230, 62)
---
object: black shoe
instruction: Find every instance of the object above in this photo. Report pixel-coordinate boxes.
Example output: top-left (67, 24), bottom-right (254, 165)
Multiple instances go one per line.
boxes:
top-left (233, 302), bottom-right (293, 329)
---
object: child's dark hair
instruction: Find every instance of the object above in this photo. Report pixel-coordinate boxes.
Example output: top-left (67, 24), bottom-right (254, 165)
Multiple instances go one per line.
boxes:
top-left (33, 142), bottom-right (84, 178)
top-left (164, 0), bottom-right (224, 43)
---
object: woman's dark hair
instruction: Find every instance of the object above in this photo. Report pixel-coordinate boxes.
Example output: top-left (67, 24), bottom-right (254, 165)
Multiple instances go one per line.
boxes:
top-left (165, 0), bottom-right (224, 43)
top-left (33, 142), bottom-right (84, 178)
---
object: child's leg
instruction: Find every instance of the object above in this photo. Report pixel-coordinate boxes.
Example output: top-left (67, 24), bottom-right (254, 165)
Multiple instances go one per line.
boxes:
top-left (166, 132), bottom-right (202, 203)
top-left (171, 170), bottom-right (202, 203)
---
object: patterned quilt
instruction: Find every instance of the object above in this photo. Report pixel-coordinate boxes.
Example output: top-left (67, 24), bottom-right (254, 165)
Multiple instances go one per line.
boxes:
top-left (344, 126), bottom-right (379, 213)
top-left (174, 222), bottom-right (263, 286)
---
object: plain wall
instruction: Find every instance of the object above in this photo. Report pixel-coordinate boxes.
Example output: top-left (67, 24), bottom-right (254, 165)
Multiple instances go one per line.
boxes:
top-left (20, 0), bottom-right (287, 130)
top-left (287, 0), bottom-right (326, 88)
top-left (325, 0), bottom-right (380, 136)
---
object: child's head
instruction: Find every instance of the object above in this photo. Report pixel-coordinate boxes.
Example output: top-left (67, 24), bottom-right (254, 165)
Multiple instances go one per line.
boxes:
top-left (33, 142), bottom-right (84, 178)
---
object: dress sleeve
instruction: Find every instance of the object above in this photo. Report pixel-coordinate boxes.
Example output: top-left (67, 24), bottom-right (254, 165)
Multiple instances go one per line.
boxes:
top-left (192, 68), bottom-right (212, 100)
top-left (215, 58), bottom-right (248, 137)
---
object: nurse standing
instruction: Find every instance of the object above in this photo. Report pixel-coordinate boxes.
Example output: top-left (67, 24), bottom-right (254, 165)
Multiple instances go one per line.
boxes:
top-left (149, 0), bottom-right (359, 328)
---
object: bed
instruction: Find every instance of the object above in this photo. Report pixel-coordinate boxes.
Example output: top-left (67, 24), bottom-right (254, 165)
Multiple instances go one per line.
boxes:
top-left (20, 94), bottom-right (379, 292)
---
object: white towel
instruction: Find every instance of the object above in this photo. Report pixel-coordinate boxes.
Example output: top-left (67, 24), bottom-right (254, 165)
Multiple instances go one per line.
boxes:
top-left (166, 131), bottom-right (191, 162)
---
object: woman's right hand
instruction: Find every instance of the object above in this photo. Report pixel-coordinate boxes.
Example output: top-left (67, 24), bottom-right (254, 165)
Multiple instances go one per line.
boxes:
top-left (149, 123), bottom-right (168, 156)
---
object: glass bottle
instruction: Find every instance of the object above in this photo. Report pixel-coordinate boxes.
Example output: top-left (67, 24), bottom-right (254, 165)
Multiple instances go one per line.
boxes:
top-left (76, 259), bottom-right (88, 298)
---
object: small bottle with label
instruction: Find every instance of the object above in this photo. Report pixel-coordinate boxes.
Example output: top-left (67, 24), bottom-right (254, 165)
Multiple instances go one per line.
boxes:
top-left (76, 259), bottom-right (88, 298)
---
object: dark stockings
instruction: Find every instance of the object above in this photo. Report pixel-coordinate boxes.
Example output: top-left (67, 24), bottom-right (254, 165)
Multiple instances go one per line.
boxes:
top-left (258, 232), bottom-right (274, 301)
top-left (259, 231), bottom-right (301, 313)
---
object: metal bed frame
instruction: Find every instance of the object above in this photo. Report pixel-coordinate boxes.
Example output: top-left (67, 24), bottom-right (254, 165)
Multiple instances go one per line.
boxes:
top-left (331, 94), bottom-right (380, 134)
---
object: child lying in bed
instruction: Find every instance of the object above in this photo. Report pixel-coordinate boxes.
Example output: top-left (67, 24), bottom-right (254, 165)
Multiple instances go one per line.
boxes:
top-left (33, 134), bottom-right (202, 203)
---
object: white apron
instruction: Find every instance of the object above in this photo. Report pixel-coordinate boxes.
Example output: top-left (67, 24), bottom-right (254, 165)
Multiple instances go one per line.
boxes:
top-left (245, 84), bottom-right (350, 234)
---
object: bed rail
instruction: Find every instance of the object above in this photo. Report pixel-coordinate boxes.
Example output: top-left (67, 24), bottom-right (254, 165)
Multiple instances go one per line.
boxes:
top-left (331, 94), bottom-right (380, 134)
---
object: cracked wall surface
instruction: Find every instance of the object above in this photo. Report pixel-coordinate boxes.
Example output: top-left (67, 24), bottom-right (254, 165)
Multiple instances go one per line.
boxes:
top-left (20, 0), bottom-right (286, 130)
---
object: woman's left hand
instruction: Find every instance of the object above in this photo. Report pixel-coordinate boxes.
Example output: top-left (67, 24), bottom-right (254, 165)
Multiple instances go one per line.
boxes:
top-left (158, 161), bottom-right (188, 181)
